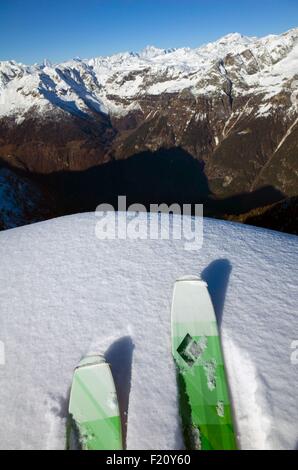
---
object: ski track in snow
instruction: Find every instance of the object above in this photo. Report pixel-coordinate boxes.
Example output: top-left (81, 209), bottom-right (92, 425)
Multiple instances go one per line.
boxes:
top-left (223, 334), bottom-right (272, 449)
top-left (0, 213), bottom-right (297, 449)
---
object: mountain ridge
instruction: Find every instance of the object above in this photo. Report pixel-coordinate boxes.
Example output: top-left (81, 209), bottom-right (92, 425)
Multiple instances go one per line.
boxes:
top-left (0, 27), bottom-right (297, 231)
top-left (1, 27), bottom-right (298, 119)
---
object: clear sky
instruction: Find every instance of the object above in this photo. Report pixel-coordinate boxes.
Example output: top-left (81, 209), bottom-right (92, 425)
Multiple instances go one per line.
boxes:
top-left (1, 0), bottom-right (298, 64)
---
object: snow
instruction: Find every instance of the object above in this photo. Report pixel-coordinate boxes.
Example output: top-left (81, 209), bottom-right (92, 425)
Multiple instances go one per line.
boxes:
top-left (0, 212), bottom-right (297, 450)
top-left (1, 27), bottom-right (297, 118)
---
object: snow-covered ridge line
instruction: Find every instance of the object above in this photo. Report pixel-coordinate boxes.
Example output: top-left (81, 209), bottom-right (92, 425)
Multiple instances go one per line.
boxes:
top-left (0, 27), bottom-right (298, 118)
top-left (2, 27), bottom-right (298, 68)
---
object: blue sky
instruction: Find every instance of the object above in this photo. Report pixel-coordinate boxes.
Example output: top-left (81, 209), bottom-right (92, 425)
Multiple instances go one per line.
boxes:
top-left (1, 0), bottom-right (298, 64)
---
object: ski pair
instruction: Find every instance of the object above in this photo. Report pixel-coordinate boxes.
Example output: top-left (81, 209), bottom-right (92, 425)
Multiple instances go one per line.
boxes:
top-left (67, 276), bottom-right (237, 450)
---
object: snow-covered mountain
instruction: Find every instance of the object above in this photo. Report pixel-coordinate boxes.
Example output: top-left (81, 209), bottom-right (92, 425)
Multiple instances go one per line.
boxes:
top-left (0, 28), bottom-right (298, 231)
top-left (0, 212), bottom-right (297, 449)
top-left (1, 28), bottom-right (298, 119)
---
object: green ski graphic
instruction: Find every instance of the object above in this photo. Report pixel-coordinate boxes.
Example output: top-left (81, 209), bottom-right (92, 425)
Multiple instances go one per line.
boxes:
top-left (171, 276), bottom-right (237, 450)
top-left (67, 355), bottom-right (122, 450)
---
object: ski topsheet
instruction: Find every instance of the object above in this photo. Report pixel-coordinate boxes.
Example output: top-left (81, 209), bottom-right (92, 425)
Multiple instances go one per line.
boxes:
top-left (67, 355), bottom-right (122, 450)
top-left (171, 276), bottom-right (237, 450)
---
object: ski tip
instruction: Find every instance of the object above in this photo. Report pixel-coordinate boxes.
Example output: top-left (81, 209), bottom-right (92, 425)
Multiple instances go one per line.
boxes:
top-left (75, 354), bottom-right (106, 370)
top-left (175, 275), bottom-right (207, 286)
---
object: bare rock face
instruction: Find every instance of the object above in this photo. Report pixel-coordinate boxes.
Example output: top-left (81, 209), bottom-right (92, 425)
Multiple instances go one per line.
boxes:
top-left (0, 110), bottom-right (115, 173)
top-left (0, 28), bottom-right (297, 230)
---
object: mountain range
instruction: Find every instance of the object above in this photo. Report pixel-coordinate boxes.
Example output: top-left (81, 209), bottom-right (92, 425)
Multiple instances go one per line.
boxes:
top-left (0, 27), bottom-right (297, 231)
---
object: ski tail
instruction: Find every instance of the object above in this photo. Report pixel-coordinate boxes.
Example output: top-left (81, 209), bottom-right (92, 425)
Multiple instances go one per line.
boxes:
top-left (67, 355), bottom-right (123, 450)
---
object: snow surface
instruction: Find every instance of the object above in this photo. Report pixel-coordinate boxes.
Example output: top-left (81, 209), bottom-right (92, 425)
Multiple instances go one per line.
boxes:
top-left (1, 28), bottom-right (298, 118)
top-left (0, 212), bottom-right (297, 450)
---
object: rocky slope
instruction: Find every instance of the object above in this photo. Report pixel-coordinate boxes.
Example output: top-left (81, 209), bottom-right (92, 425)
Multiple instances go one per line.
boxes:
top-left (0, 28), bottom-right (298, 230)
top-left (228, 196), bottom-right (298, 235)
top-left (0, 163), bottom-right (56, 229)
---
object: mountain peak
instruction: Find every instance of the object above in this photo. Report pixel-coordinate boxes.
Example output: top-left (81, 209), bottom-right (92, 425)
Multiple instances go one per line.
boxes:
top-left (216, 32), bottom-right (252, 45)
top-left (140, 45), bottom-right (176, 58)
top-left (140, 45), bottom-right (165, 58)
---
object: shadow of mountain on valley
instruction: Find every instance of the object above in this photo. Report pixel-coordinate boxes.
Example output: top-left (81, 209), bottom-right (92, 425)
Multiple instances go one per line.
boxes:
top-left (0, 149), bottom-right (290, 232)
top-left (44, 147), bottom-right (211, 213)
top-left (205, 186), bottom-right (285, 216)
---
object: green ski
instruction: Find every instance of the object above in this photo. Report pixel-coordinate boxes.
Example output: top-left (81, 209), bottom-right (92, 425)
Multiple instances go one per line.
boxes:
top-left (171, 276), bottom-right (237, 450)
top-left (67, 355), bottom-right (122, 450)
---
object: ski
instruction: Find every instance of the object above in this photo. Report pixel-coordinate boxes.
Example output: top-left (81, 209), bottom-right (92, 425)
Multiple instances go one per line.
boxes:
top-left (67, 355), bottom-right (123, 450)
top-left (171, 276), bottom-right (237, 450)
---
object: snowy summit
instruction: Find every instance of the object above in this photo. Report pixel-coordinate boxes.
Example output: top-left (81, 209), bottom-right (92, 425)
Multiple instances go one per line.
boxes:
top-left (0, 28), bottom-right (298, 118)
